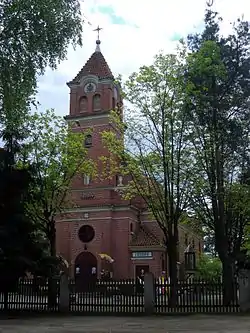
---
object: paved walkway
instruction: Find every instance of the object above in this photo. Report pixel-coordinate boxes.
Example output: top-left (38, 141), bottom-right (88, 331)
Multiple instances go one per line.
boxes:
top-left (0, 315), bottom-right (249, 332)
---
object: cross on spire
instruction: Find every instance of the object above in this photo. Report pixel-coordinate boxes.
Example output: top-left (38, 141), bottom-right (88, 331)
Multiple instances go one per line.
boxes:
top-left (93, 25), bottom-right (103, 40)
top-left (206, 0), bottom-right (214, 6)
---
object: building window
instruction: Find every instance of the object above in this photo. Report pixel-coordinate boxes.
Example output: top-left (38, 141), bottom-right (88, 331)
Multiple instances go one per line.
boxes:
top-left (192, 239), bottom-right (195, 248)
top-left (185, 233), bottom-right (188, 246)
top-left (83, 175), bottom-right (90, 185)
top-left (84, 134), bottom-right (92, 148)
top-left (79, 96), bottom-right (88, 113)
top-left (116, 175), bottom-right (123, 186)
top-left (131, 251), bottom-right (153, 259)
top-left (112, 97), bottom-right (116, 110)
top-left (78, 225), bottom-right (95, 243)
top-left (93, 94), bottom-right (101, 111)
top-left (130, 223), bottom-right (133, 233)
top-left (199, 241), bottom-right (202, 253)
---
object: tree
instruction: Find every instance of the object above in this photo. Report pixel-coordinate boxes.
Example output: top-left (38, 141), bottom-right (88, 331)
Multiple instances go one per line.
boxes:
top-left (101, 53), bottom-right (193, 305)
top-left (195, 254), bottom-right (222, 281)
top-left (0, 0), bottom-right (83, 149)
top-left (0, 149), bottom-right (46, 309)
top-left (185, 9), bottom-right (250, 304)
top-left (20, 109), bottom-right (95, 258)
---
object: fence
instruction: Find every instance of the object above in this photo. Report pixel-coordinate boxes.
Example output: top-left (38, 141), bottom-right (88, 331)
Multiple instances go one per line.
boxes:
top-left (0, 277), bottom-right (240, 314)
top-left (0, 278), bottom-right (60, 312)
top-left (69, 279), bottom-right (144, 314)
top-left (155, 279), bottom-right (239, 313)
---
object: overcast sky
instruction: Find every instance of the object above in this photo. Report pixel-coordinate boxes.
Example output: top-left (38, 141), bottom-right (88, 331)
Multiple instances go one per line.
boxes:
top-left (36, 0), bottom-right (250, 118)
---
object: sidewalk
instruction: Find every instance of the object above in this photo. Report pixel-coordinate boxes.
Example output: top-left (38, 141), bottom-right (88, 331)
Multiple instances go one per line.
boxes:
top-left (0, 315), bottom-right (249, 332)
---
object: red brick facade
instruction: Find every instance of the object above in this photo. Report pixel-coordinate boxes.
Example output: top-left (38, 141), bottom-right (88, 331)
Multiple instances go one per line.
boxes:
top-left (56, 40), bottom-right (202, 281)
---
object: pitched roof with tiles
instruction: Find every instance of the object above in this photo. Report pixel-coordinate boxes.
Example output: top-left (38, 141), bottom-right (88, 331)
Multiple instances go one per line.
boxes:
top-left (129, 224), bottom-right (163, 248)
top-left (68, 40), bottom-right (114, 85)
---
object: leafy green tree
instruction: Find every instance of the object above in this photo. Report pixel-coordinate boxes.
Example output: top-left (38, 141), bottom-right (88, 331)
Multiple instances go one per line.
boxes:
top-left (20, 109), bottom-right (95, 258)
top-left (102, 53), bottom-right (193, 305)
top-left (195, 254), bottom-right (222, 281)
top-left (185, 9), bottom-right (250, 304)
top-left (0, 0), bottom-right (83, 150)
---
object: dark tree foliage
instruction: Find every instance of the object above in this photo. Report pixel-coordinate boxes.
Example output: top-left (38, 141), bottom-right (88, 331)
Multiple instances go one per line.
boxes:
top-left (0, 149), bottom-right (45, 291)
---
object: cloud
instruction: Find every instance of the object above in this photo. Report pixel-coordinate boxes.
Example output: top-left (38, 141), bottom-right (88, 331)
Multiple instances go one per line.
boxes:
top-left (92, 5), bottom-right (128, 25)
top-left (36, 0), bottom-right (250, 117)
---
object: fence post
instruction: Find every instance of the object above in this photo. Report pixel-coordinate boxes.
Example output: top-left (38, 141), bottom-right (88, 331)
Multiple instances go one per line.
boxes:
top-left (144, 272), bottom-right (155, 315)
top-left (239, 269), bottom-right (250, 312)
top-left (59, 274), bottom-right (70, 312)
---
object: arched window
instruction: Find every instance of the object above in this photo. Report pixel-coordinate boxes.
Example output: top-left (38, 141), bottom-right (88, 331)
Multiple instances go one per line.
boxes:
top-left (192, 239), bottom-right (195, 248)
top-left (83, 174), bottom-right (90, 185)
top-left (112, 97), bottom-right (116, 110)
top-left (93, 94), bottom-right (101, 111)
top-left (184, 233), bottom-right (188, 246)
top-left (84, 134), bottom-right (92, 148)
top-left (79, 96), bottom-right (88, 113)
top-left (198, 241), bottom-right (202, 253)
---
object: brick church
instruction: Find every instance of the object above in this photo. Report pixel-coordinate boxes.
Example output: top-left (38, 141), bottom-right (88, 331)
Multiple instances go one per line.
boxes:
top-left (56, 37), bottom-right (202, 282)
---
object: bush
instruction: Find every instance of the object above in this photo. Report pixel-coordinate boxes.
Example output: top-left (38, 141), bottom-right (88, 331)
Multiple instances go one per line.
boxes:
top-left (195, 254), bottom-right (222, 281)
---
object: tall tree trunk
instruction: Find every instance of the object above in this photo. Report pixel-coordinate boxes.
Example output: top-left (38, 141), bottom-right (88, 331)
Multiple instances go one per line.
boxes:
top-left (49, 220), bottom-right (56, 258)
top-left (48, 219), bottom-right (58, 308)
top-left (221, 255), bottom-right (236, 306)
top-left (215, 216), bottom-right (236, 305)
top-left (168, 237), bottom-right (178, 307)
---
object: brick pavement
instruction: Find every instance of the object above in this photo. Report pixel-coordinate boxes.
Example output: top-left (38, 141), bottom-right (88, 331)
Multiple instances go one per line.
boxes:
top-left (0, 315), bottom-right (249, 332)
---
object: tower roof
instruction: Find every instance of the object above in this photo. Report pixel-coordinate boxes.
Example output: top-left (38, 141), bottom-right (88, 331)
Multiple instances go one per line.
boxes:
top-left (67, 40), bottom-right (114, 85)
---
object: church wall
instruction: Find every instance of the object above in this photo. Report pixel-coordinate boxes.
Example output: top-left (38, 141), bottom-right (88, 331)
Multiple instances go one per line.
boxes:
top-left (56, 208), bottom-right (140, 278)
top-left (110, 209), bottom-right (139, 279)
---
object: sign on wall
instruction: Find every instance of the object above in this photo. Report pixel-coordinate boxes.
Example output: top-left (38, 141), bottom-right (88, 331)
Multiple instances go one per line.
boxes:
top-left (131, 251), bottom-right (153, 259)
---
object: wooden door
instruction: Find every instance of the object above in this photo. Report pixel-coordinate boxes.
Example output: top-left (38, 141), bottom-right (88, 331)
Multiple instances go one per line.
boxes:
top-left (135, 265), bottom-right (149, 278)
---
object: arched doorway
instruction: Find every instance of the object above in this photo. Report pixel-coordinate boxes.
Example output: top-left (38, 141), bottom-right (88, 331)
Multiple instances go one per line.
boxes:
top-left (75, 252), bottom-right (97, 292)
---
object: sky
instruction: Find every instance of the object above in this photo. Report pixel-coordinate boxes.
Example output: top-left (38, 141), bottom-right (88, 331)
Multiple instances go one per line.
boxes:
top-left (36, 0), bottom-right (250, 117)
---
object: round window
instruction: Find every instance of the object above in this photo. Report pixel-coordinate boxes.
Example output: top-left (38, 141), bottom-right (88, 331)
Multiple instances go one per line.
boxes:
top-left (78, 225), bottom-right (95, 243)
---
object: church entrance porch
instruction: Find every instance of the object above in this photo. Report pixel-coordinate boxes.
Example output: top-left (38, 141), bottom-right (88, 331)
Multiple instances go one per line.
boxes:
top-left (75, 251), bottom-right (97, 292)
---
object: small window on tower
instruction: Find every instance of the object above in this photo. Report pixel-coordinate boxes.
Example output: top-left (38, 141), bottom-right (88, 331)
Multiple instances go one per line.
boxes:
top-left (185, 233), bottom-right (188, 246)
top-left (79, 96), bottom-right (88, 113)
top-left (112, 97), bottom-right (116, 110)
top-left (83, 175), bottom-right (90, 185)
top-left (84, 134), bottom-right (92, 148)
top-left (93, 94), bottom-right (101, 111)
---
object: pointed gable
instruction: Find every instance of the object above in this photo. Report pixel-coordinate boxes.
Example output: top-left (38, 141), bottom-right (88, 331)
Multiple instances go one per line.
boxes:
top-left (67, 41), bottom-right (114, 85)
top-left (129, 224), bottom-right (164, 248)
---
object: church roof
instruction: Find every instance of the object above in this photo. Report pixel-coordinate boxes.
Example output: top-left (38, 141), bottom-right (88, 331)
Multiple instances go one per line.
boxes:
top-left (129, 225), bottom-right (163, 248)
top-left (67, 40), bottom-right (114, 85)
